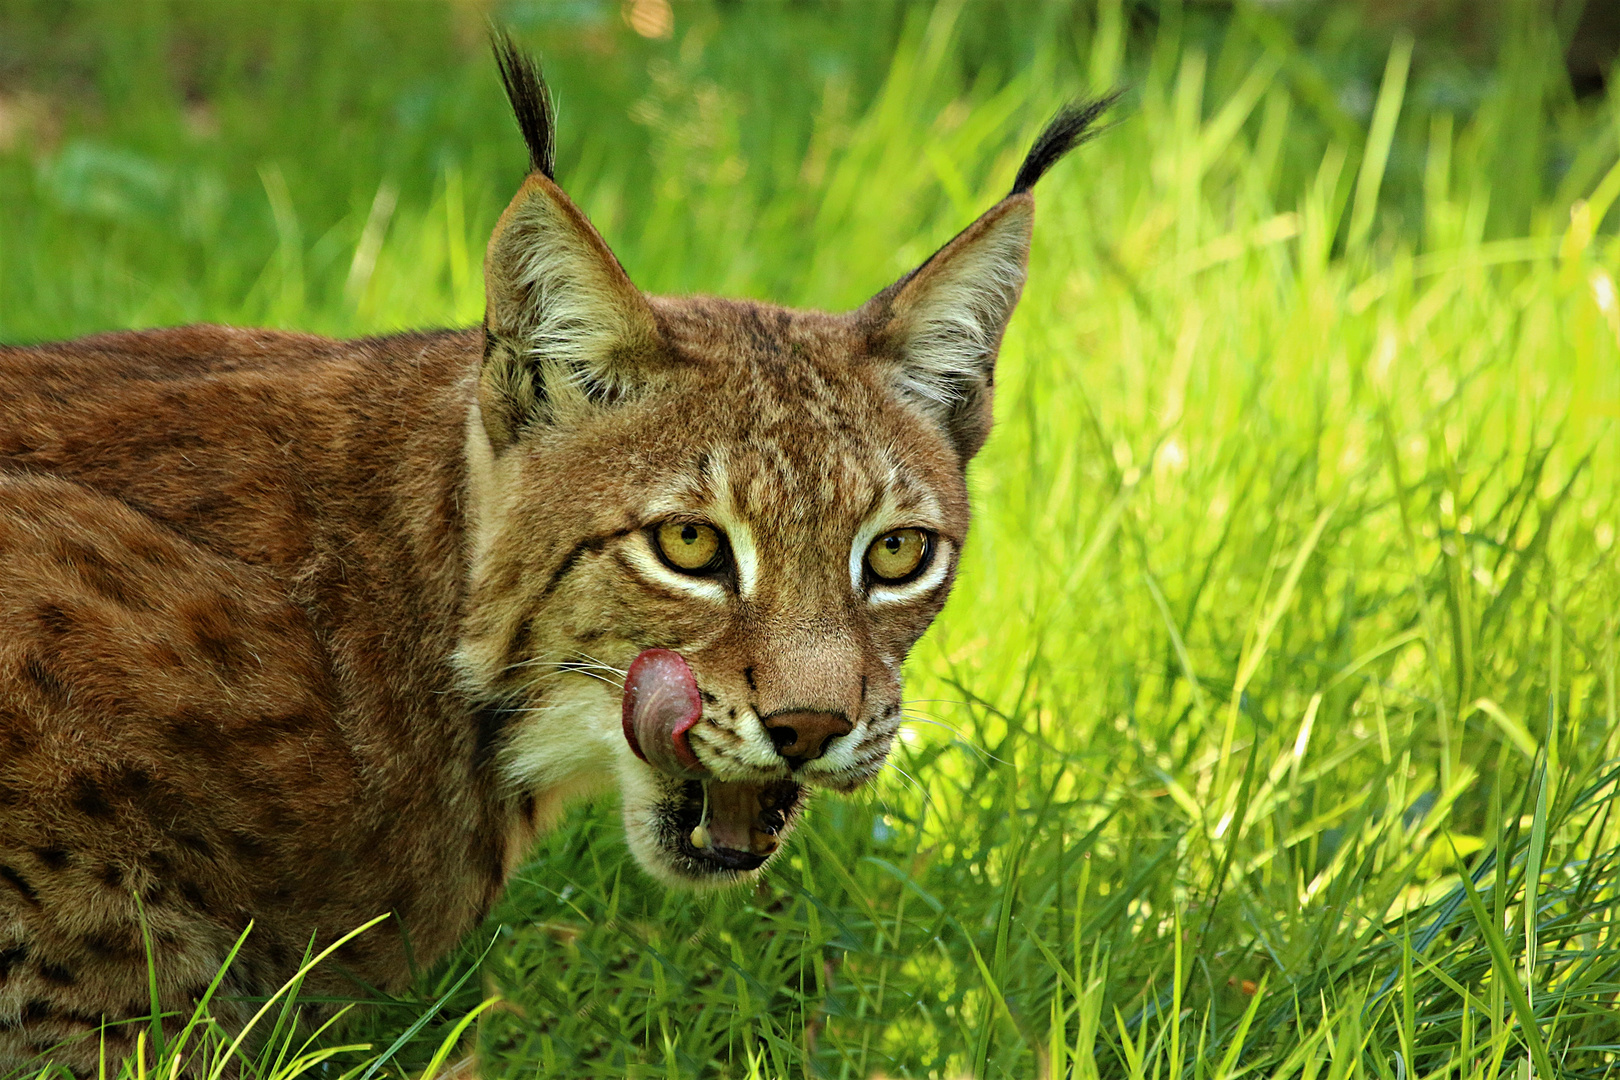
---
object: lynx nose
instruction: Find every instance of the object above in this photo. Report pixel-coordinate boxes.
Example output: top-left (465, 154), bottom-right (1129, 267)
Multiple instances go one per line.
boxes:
top-left (762, 710), bottom-right (853, 768)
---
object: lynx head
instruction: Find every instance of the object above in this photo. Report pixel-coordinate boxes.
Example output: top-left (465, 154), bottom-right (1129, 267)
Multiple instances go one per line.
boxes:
top-left (456, 36), bottom-right (1114, 886)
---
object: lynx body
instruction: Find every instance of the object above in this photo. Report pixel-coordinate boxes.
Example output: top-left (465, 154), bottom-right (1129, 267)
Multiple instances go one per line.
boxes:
top-left (0, 41), bottom-right (1110, 1072)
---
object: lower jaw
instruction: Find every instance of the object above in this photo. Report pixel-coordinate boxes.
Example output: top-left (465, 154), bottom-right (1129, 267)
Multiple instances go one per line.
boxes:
top-left (679, 840), bottom-right (770, 873)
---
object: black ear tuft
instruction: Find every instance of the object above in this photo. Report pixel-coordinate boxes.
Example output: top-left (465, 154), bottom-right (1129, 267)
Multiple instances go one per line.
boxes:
top-left (491, 29), bottom-right (556, 180)
top-left (1009, 91), bottom-right (1123, 196)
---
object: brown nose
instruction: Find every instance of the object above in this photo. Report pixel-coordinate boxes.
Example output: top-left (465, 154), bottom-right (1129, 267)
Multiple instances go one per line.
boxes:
top-left (762, 710), bottom-right (853, 767)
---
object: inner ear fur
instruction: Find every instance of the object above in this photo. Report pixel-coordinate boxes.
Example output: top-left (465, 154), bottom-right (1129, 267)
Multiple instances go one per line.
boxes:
top-left (858, 193), bottom-right (1034, 463)
top-left (480, 172), bottom-right (663, 451)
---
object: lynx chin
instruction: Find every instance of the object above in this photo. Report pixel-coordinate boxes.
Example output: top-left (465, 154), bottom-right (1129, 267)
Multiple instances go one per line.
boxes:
top-left (0, 34), bottom-right (1115, 1072)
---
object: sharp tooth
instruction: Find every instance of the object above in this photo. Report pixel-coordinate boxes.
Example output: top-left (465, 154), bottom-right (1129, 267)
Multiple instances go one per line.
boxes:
top-left (690, 782), bottom-right (712, 849)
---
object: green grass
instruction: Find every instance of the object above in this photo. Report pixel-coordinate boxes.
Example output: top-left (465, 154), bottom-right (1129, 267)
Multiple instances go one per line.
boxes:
top-left (4, 1), bottom-right (1620, 1077)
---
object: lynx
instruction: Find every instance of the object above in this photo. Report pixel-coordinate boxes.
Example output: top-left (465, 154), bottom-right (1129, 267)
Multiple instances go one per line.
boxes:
top-left (0, 38), bottom-right (1111, 1073)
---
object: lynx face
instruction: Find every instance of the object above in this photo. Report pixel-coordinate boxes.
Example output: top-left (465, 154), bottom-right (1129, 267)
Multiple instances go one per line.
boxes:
top-left (457, 298), bottom-right (976, 884)
top-left (454, 42), bottom-right (1112, 885)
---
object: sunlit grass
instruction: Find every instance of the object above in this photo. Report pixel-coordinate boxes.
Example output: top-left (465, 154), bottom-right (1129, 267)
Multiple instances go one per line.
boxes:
top-left (3, 1), bottom-right (1619, 1077)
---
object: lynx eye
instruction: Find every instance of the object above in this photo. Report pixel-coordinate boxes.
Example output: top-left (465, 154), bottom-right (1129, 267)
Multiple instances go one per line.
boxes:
top-left (654, 521), bottom-right (725, 573)
top-left (866, 528), bottom-right (932, 584)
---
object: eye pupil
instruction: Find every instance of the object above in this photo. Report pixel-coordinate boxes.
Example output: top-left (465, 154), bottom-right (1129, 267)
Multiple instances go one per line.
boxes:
top-left (681, 524), bottom-right (698, 544)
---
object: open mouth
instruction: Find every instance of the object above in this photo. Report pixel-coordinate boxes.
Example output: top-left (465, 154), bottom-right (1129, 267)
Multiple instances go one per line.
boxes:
top-left (667, 777), bottom-right (802, 873)
top-left (623, 647), bottom-right (803, 875)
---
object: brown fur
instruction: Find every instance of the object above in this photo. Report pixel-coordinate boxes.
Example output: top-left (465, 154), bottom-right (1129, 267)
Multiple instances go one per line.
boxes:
top-left (0, 51), bottom-right (1109, 1073)
top-left (0, 327), bottom-right (502, 1069)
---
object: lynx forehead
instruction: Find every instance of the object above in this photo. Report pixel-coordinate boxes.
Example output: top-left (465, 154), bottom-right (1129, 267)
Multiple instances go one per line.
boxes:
top-left (0, 34), bottom-right (1112, 1073)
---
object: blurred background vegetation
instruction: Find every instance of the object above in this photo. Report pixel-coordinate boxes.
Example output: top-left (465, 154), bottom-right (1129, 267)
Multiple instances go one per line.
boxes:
top-left (4, 0), bottom-right (1617, 340)
top-left (4, 2), bottom-right (1620, 1078)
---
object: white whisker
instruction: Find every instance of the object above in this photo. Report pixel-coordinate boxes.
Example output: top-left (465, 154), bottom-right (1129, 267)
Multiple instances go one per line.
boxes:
top-left (882, 759), bottom-right (936, 812)
top-left (898, 712), bottom-right (970, 740)
top-left (896, 713), bottom-right (1001, 765)
top-left (555, 667), bottom-right (623, 688)
top-left (569, 650), bottom-right (628, 677)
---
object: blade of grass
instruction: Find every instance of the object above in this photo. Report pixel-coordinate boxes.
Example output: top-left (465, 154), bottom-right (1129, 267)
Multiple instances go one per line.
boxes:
top-left (1455, 842), bottom-right (1555, 1080)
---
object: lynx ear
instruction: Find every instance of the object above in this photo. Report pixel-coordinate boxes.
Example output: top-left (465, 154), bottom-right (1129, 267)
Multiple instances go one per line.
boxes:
top-left (859, 94), bottom-right (1119, 463)
top-left (480, 173), bottom-right (663, 448)
top-left (479, 37), bottom-right (663, 450)
top-left (858, 196), bottom-right (1034, 462)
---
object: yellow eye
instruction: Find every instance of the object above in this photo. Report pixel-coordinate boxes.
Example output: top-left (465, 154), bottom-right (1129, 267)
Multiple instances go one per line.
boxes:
top-left (655, 521), bottom-right (724, 572)
top-left (866, 528), bottom-right (931, 583)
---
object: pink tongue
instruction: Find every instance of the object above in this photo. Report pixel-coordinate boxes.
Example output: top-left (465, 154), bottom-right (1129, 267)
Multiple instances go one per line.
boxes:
top-left (622, 648), bottom-right (707, 778)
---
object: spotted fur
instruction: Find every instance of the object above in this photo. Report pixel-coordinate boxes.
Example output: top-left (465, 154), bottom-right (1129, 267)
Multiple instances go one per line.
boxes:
top-left (0, 41), bottom-right (1111, 1074)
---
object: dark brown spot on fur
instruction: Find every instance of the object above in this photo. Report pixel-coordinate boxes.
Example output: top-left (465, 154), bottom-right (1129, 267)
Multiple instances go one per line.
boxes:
top-left (741, 307), bottom-right (782, 357)
top-left (22, 655), bottom-right (66, 701)
top-left (34, 602), bottom-right (75, 636)
top-left (38, 961), bottom-right (77, 987)
top-left (20, 999), bottom-right (52, 1024)
top-left (182, 489), bottom-right (237, 522)
top-left (184, 598), bottom-right (247, 673)
top-left (32, 847), bottom-right (70, 871)
top-left (0, 942), bottom-right (29, 976)
top-left (743, 667), bottom-right (756, 692)
top-left (57, 539), bottom-right (148, 611)
top-left (126, 533), bottom-right (182, 571)
top-left (0, 864), bottom-right (40, 905)
top-left (179, 881), bottom-right (209, 912)
top-left (148, 643), bottom-right (187, 669)
top-left (164, 716), bottom-right (231, 757)
top-left (98, 862), bottom-right (124, 889)
top-left (247, 710), bottom-right (316, 744)
top-left (72, 776), bottom-right (113, 818)
top-left (81, 932), bottom-right (133, 959)
top-left (193, 629), bottom-right (241, 672)
top-left (175, 832), bottom-right (214, 860)
top-left (255, 801), bottom-right (306, 835)
top-left (113, 767), bottom-right (153, 797)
